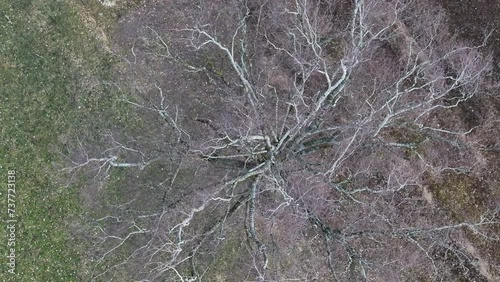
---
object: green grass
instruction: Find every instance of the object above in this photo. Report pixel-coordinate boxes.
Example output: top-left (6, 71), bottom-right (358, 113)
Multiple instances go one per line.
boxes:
top-left (0, 0), bottom-right (133, 280)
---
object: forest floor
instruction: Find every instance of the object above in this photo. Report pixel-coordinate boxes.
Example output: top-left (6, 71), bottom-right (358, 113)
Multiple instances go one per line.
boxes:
top-left (0, 0), bottom-right (140, 281)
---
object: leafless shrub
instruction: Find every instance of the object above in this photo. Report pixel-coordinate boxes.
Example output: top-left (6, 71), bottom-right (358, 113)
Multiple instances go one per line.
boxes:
top-left (69, 0), bottom-right (499, 281)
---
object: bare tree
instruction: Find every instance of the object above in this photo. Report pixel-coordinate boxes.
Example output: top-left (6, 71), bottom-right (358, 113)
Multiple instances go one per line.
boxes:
top-left (68, 0), bottom-right (499, 281)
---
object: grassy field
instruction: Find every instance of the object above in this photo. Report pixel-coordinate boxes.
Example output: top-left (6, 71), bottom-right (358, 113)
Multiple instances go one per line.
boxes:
top-left (0, 0), bottom-right (132, 280)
